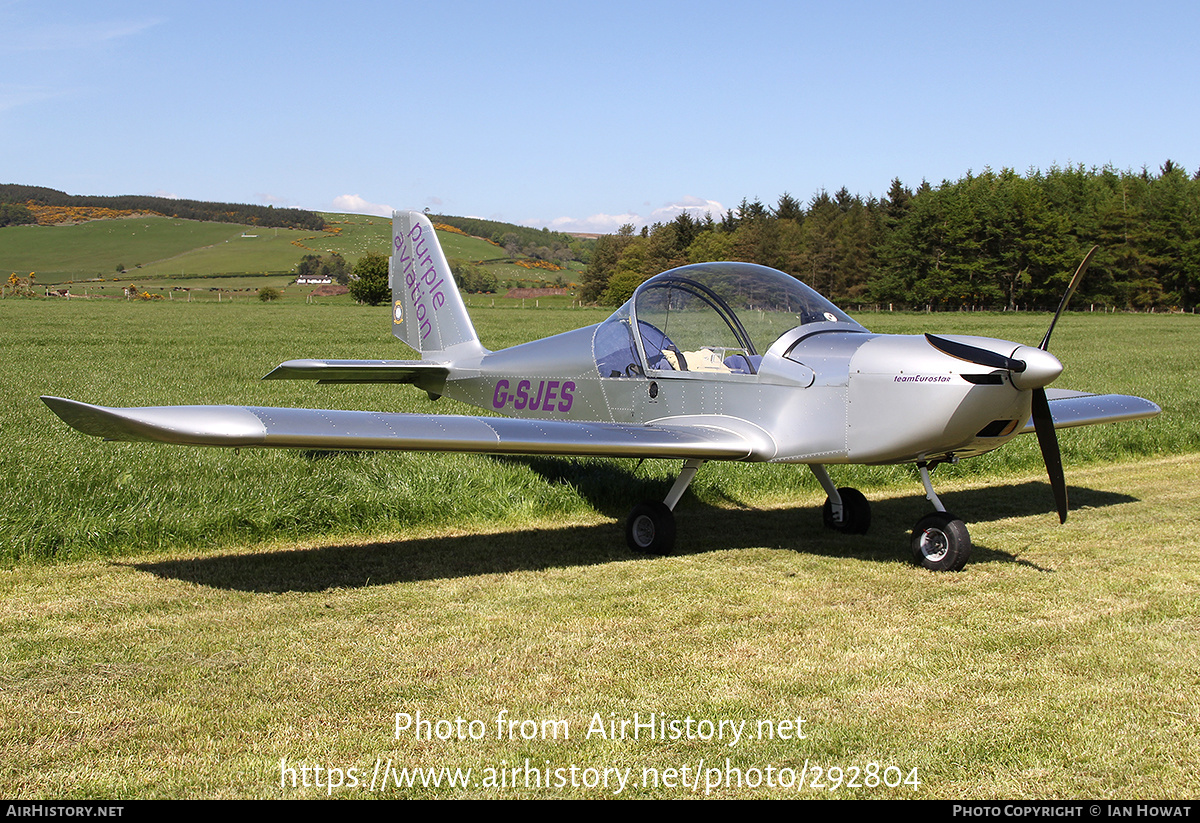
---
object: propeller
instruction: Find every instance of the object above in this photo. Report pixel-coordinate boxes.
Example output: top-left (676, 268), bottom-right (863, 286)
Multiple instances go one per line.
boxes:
top-left (1031, 245), bottom-right (1097, 523)
top-left (1040, 245), bottom-right (1097, 352)
top-left (925, 246), bottom-right (1099, 524)
top-left (923, 333), bottom-right (1027, 374)
top-left (1030, 383), bottom-right (1067, 522)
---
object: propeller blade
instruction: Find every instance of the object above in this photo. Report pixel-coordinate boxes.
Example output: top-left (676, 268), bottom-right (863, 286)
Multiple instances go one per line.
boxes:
top-left (1031, 387), bottom-right (1068, 523)
top-left (925, 333), bottom-right (1025, 373)
top-left (1040, 245), bottom-right (1098, 351)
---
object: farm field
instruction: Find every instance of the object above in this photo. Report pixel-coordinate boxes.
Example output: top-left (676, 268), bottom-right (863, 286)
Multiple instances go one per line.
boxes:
top-left (1, 212), bottom-right (580, 294)
top-left (1, 216), bottom-right (315, 282)
top-left (1, 298), bottom-right (1197, 798)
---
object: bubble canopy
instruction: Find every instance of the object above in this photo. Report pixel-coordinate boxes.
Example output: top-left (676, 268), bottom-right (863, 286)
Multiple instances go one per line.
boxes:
top-left (593, 262), bottom-right (866, 377)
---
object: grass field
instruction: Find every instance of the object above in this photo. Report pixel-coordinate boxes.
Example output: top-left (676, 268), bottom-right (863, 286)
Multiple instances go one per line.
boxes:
top-left (2, 297), bottom-right (1197, 798)
top-left (4, 300), bottom-right (1193, 564)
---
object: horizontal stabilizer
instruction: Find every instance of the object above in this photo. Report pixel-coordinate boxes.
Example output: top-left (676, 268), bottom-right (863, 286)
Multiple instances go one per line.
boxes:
top-left (1020, 391), bottom-right (1160, 433)
top-left (262, 359), bottom-right (449, 385)
top-left (41, 397), bottom-right (760, 460)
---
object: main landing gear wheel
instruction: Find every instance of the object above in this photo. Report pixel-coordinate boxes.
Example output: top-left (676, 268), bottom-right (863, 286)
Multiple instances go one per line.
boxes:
top-left (626, 501), bottom-right (676, 556)
top-left (822, 487), bottom-right (871, 535)
top-left (911, 512), bottom-right (972, 572)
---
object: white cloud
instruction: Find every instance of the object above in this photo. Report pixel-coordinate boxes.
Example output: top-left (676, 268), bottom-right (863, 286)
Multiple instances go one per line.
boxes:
top-left (648, 196), bottom-right (726, 224)
top-left (528, 196), bottom-right (727, 235)
top-left (331, 194), bottom-right (393, 217)
top-left (533, 212), bottom-right (644, 234)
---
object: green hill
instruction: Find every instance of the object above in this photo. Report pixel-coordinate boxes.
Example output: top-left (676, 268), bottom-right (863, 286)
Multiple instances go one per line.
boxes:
top-left (2, 217), bottom-right (305, 282)
top-left (0, 210), bottom-right (586, 294)
top-left (0, 183), bottom-right (325, 231)
top-left (0, 213), bottom-right (393, 283)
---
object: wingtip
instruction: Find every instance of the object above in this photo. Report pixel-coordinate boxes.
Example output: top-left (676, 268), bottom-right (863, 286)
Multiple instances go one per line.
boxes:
top-left (41, 395), bottom-right (88, 418)
top-left (40, 396), bottom-right (115, 437)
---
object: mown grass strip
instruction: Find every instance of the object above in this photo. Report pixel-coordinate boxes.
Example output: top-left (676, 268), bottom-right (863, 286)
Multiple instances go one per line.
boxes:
top-left (1, 455), bottom-right (1196, 798)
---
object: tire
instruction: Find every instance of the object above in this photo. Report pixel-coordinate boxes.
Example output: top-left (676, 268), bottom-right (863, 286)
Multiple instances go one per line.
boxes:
top-left (910, 512), bottom-right (972, 571)
top-left (625, 501), bottom-right (676, 556)
top-left (822, 487), bottom-right (871, 535)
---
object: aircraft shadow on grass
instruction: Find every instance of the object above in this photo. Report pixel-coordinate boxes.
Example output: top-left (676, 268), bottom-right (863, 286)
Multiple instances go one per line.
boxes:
top-left (130, 476), bottom-right (1137, 593)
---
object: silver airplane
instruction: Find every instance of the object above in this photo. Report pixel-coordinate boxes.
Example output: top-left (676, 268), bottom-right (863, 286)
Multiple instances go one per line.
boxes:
top-left (42, 211), bottom-right (1160, 571)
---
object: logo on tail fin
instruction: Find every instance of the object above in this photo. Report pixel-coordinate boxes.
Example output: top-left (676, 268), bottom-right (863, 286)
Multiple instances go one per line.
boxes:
top-left (393, 224), bottom-right (448, 344)
top-left (390, 211), bottom-right (485, 358)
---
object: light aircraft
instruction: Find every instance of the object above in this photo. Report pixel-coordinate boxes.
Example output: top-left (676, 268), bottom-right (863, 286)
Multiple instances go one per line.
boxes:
top-left (43, 211), bottom-right (1160, 571)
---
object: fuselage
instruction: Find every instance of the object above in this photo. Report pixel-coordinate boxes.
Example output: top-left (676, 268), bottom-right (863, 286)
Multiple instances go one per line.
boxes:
top-left (427, 263), bottom-right (1056, 467)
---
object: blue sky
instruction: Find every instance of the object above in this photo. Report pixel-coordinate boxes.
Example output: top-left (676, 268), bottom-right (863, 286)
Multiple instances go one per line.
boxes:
top-left (3, 0), bottom-right (1197, 232)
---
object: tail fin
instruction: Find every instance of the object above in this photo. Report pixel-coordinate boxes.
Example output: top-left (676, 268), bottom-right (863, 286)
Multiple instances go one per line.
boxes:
top-left (390, 211), bottom-right (486, 359)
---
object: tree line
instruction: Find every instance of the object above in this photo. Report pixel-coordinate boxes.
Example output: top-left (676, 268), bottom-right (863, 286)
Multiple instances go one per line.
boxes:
top-left (296, 253), bottom-right (350, 284)
top-left (580, 162), bottom-right (1200, 311)
top-left (0, 184), bottom-right (326, 231)
top-left (432, 213), bottom-right (591, 267)
top-left (0, 203), bottom-right (36, 227)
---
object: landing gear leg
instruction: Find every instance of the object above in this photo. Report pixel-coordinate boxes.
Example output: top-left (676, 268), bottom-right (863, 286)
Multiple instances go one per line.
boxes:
top-left (626, 458), bottom-right (704, 555)
top-left (812, 465), bottom-right (871, 534)
top-left (911, 461), bottom-right (972, 571)
top-left (917, 462), bottom-right (947, 513)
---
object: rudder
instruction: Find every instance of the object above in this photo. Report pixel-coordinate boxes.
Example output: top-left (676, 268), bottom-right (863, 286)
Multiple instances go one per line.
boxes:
top-left (390, 211), bottom-right (486, 359)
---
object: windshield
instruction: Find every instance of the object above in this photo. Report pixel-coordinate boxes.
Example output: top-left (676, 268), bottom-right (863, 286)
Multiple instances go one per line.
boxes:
top-left (592, 262), bottom-right (864, 376)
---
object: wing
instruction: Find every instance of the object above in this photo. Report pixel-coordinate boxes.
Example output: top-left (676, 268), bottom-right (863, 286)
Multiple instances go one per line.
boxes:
top-left (40, 397), bottom-right (765, 460)
top-left (1019, 390), bottom-right (1160, 433)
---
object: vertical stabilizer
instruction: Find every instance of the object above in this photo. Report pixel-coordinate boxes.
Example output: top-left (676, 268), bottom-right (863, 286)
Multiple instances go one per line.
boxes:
top-left (390, 211), bottom-right (486, 359)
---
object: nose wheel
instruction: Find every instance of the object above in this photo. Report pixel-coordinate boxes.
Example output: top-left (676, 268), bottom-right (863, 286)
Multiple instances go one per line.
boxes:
top-left (905, 460), bottom-right (972, 571)
top-left (911, 512), bottom-right (971, 571)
